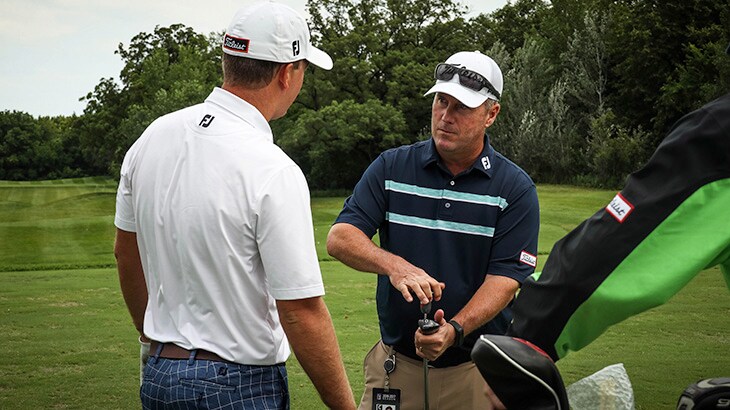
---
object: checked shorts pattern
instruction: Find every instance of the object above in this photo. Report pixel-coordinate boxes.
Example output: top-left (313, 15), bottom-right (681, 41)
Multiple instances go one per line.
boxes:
top-left (141, 357), bottom-right (289, 409)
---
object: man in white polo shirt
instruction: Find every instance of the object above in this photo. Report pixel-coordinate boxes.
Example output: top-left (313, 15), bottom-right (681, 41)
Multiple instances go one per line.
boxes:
top-left (113, 2), bottom-right (356, 409)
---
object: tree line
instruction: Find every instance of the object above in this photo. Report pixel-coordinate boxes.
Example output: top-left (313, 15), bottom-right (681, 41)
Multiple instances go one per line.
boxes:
top-left (2, 0), bottom-right (728, 189)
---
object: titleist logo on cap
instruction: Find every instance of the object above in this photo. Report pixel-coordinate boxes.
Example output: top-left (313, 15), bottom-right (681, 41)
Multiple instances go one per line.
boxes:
top-left (223, 34), bottom-right (250, 53)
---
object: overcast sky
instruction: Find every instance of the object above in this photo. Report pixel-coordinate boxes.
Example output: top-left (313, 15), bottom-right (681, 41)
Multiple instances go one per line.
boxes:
top-left (0, 0), bottom-right (507, 117)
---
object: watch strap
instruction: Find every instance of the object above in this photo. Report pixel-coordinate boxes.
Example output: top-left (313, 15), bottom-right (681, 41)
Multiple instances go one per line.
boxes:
top-left (448, 319), bottom-right (464, 347)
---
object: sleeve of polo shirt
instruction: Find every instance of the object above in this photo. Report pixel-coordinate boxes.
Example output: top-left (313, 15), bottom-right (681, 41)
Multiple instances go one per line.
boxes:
top-left (114, 147), bottom-right (137, 233)
top-left (333, 155), bottom-right (387, 239)
top-left (487, 183), bottom-right (540, 283)
top-left (257, 165), bottom-right (325, 300)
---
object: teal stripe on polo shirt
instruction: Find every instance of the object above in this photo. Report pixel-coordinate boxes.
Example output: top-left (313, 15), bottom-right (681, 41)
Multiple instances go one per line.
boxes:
top-left (385, 180), bottom-right (508, 209)
top-left (385, 212), bottom-right (496, 237)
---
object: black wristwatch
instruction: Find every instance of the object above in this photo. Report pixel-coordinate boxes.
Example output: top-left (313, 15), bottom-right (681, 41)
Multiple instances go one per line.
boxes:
top-left (448, 319), bottom-right (464, 347)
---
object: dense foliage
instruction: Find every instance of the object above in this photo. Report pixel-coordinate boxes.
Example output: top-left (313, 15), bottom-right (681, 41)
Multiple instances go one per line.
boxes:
top-left (2, 0), bottom-right (729, 188)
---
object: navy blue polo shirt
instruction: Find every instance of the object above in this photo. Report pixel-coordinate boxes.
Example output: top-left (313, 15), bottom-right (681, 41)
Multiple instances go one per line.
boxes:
top-left (334, 136), bottom-right (539, 367)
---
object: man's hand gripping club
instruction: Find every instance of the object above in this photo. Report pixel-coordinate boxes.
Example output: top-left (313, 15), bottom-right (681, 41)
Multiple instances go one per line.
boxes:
top-left (415, 307), bottom-right (456, 362)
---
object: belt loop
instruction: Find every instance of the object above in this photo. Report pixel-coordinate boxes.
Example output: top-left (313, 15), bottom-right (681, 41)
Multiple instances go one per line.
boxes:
top-left (152, 342), bottom-right (164, 364)
top-left (187, 349), bottom-right (198, 365)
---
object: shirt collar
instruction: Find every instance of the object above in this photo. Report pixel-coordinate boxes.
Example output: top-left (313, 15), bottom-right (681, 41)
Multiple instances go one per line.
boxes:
top-left (205, 87), bottom-right (273, 141)
top-left (421, 133), bottom-right (495, 177)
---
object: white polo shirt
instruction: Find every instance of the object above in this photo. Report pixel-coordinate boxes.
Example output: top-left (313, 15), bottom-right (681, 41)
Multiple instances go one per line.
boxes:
top-left (115, 87), bottom-right (325, 365)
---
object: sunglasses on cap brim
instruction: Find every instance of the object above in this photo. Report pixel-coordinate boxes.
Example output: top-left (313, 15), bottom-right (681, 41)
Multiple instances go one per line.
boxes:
top-left (434, 63), bottom-right (501, 100)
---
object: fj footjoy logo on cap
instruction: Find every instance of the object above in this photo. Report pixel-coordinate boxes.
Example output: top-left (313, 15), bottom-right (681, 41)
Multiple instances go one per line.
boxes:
top-left (223, 34), bottom-right (250, 53)
top-left (292, 40), bottom-right (300, 57)
top-left (519, 251), bottom-right (537, 267)
top-left (606, 192), bottom-right (634, 223)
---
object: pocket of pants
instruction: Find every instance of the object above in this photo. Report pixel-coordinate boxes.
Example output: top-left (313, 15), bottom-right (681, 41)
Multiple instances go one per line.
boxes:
top-left (179, 378), bottom-right (237, 392)
top-left (362, 340), bottom-right (388, 386)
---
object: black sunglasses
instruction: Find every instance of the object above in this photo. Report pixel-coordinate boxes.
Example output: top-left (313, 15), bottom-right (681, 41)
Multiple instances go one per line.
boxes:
top-left (434, 63), bottom-right (501, 100)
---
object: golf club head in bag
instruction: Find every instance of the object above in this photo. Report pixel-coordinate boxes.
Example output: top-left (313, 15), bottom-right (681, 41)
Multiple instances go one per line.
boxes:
top-left (677, 377), bottom-right (730, 409)
top-left (471, 334), bottom-right (569, 410)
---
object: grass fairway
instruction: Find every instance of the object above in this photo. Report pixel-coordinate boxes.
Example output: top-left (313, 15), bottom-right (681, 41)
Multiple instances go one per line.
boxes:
top-left (1, 179), bottom-right (728, 409)
top-left (0, 178), bottom-right (117, 272)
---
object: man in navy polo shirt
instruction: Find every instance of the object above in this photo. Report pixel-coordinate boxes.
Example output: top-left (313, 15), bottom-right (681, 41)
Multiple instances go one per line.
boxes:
top-left (327, 51), bottom-right (540, 409)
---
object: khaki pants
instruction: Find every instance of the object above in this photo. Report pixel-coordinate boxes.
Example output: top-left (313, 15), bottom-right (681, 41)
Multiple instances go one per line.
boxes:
top-left (358, 340), bottom-right (503, 410)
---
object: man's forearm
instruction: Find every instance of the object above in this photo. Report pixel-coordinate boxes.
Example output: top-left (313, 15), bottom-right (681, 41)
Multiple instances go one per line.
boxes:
top-left (327, 223), bottom-right (445, 304)
top-left (114, 228), bottom-right (148, 335)
top-left (277, 297), bottom-right (356, 410)
top-left (326, 222), bottom-right (397, 275)
top-left (453, 274), bottom-right (519, 336)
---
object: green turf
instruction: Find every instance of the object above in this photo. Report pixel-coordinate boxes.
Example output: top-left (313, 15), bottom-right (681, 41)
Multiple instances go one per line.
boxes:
top-left (0, 179), bottom-right (728, 409)
top-left (0, 177), bottom-right (117, 271)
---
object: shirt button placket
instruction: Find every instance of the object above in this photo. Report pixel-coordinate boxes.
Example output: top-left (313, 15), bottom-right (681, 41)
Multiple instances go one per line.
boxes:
top-left (447, 181), bottom-right (454, 208)
top-left (440, 180), bottom-right (455, 217)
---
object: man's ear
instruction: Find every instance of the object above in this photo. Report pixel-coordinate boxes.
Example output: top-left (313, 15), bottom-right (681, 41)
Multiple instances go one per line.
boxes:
top-left (277, 63), bottom-right (294, 90)
top-left (485, 102), bottom-right (501, 128)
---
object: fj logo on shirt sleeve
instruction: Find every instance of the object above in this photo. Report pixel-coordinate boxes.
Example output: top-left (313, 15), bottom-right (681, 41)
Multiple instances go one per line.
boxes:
top-left (606, 192), bottom-right (634, 223)
top-left (519, 251), bottom-right (537, 267)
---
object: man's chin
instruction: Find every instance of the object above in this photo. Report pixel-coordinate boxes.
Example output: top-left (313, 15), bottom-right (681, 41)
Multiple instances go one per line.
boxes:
top-left (434, 134), bottom-right (457, 149)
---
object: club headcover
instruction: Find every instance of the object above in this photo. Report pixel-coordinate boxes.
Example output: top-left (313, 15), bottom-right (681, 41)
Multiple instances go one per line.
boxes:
top-left (471, 334), bottom-right (570, 410)
top-left (677, 377), bottom-right (730, 409)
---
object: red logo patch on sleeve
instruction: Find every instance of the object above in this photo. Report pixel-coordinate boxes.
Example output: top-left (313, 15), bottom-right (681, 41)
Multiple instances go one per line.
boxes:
top-left (519, 251), bottom-right (537, 267)
top-left (606, 192), bottom-right (634, 223)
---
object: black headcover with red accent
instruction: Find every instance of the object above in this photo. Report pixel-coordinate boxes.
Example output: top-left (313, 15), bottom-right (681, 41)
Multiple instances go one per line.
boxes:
top-left (471, 334), bottom-right (569, 410)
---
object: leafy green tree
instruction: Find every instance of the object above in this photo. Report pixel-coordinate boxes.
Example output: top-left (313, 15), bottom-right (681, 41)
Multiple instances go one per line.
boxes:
top-left (586, 109), bottom-right (650, 188)
top-left (655, 40), bottom-right (730, 134)
top-left (116, 26), bottom-right (221, 106)
top-left (605, 0), bottom-right (729, 144)
top-left (303, 0), bottom-right (469, 106)
top-left (491, 39), bottom-right (560, 180)
top-left (538, 0), bottom-right (602, 61)
top-left (469, 0), bottom-right (549, 55)
top-left (76, 25), bottom-right (222, 177)
top-left (53, 114), bottom-right (88, 178)
top-left (0, 111), bottom-right (64, 180)
top-left (278, 99), bottom-right (409, 189)
top-left (557, 10), bottom-right (613, 178)
top-left (76, 77), bottom-right (126, 175)
top-left (561, 11), bottom-right (609, 117)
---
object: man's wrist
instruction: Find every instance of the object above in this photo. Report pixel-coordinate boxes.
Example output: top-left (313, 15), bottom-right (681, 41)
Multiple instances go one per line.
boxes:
top-left (448, 319), bottom-right (464, 347)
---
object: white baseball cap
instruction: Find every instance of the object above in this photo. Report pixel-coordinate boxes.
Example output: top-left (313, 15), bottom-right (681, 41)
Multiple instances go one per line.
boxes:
top-left (424, 51), bottom-right (503, 108)
top-left (222, 1), bottom-right (333, 70)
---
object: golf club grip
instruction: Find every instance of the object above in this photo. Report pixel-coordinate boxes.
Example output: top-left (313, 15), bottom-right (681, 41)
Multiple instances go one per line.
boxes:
top-left (419, 319), bottom-right (439, 334)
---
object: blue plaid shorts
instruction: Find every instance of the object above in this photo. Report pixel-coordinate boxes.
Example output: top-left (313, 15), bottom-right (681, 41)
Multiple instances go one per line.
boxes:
top-left (141, 355), bottom-right (289, 409)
